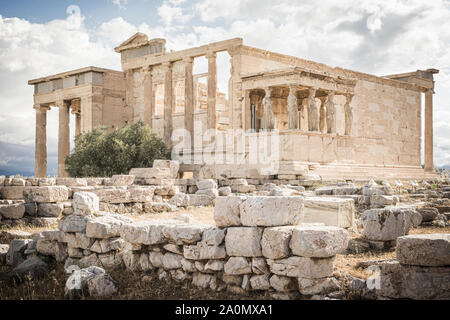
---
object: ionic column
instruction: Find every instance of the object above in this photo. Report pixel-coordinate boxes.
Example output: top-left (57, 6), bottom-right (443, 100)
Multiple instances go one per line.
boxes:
top-left (163, 62), bottom-right (173, 147)
top-left (326, 91), bottom-right (336, 134)
top-left (206, 52), bottom-right (217, 129)
top-left (80, 96), bottom-right (92, 133)
top-left (344, 94), bottom-right (353, 135)
top-left (184, 57), bottom-right (194, 152)
top-left (57, 100), bottom-right (70, 177)
top-left (307, 88), bottom-right (318, 131)
top-left (143, 66), bottom-right (153, 127)
top-left (34, 105), bottom-right (48, 178)
top-left (263, 87), bottom-right (275, 130)
top-left (424, 89), bottom-right (434, 171)
top-left (287, 85), bottom-right (298, 129)
top-left (75, 114), bottom-right (81, 136)
top-left (125, 69), bottom-right (134, 108)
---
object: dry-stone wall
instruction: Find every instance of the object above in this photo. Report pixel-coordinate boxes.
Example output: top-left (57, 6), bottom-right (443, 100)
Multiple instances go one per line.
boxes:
top-left (33, 192), bottom-right (349, 298)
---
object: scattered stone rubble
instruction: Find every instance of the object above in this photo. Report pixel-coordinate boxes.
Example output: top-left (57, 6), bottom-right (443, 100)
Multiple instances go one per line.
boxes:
top-left (1, 165), bottom-right (450, 300)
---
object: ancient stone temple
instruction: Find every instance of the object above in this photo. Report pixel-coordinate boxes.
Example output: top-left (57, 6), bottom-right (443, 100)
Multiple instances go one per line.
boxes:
top-left (29, 32), bottom-right (439, 180)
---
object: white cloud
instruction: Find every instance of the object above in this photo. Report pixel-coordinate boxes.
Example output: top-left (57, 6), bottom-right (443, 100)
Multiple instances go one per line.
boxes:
top-left (112, 0), bottom-right (128, 9)
top-left (1, 0), bottom-right (450, 174)
top-left (157, 1), bottom-right (192, 28)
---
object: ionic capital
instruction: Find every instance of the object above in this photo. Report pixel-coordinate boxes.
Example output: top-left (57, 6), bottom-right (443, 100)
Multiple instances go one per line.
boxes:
top-left (205, 51), bottom-right (217, 60)
top-left (33, 104), bottom-right (50, 111)
top-left (182, 56), bottom-right (194, 64)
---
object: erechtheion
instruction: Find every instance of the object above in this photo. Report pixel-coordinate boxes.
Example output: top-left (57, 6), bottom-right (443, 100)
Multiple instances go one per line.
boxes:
top-left (28, 33), bottom-right (439, 180)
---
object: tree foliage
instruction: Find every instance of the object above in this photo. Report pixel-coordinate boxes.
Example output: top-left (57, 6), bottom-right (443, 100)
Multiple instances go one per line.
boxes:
top-left (65, 121), bottom-right (170, 177)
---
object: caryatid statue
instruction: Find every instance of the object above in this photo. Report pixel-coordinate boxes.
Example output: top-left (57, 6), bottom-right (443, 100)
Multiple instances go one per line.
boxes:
top-left (344, 93), bottom-right (354, 135)
top-left (307, 88), bottom-right (318, 131)
top-left (319, 97), bottom-right (327, 133)
top-left (263, 87), bottom-right (275, 130)
top-left (326, 91), bottom-right (336, 134)
top-left (287, 85), bottom-right (298, 129)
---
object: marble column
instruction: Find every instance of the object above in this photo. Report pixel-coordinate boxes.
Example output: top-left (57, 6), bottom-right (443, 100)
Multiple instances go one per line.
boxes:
top-left (80, 96), bottom-right (92, 133)
top-left (75, 114), bottom-right (81, 136)
top-left (307, 88), bottom-right (318, 131)
top-left (125, 69), bottom-right (134, 109)
top-left (57, 100), bottom-right (70, 177)
top-left (206, 52), bottom-right (217, 130)
top-left (163, 62), bottom-right (173, 147)
top-left (326, 91), bottom-right (336, 134)
top-left (344, 94), bottom-right (353, 135)
top-left (263, 87), bottom-right (275, 130)
top-left (287, 85), bottom-right (298, 129)
top-left (143, 66), bottom-right (153, 128)
top-left (424, 89), bottom-right (434, 171)
top-left (34, 105), bottom-right (48, 178)
top-left (184, 57), bottom-right (194, 153)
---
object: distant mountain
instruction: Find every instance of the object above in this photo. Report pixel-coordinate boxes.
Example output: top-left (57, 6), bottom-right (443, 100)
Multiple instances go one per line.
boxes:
top-left (0, 141), bottom-right (57, 177)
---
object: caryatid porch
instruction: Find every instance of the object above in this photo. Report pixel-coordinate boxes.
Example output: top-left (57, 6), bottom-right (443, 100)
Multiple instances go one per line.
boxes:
top-left (241, 67), bottom-right (356, 135)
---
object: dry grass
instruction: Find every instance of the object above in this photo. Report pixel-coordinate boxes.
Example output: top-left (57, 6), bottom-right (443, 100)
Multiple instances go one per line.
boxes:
top-left (335, 225), bottom-right (450, 280)
top-left (129, 206), bottom-right (216, 225)
top-left (409, 226), bottom-right (450, 234)
top-left (0, 264), bottom-right (268, 300)
top-left (334, 251), bottom-right (396, 280)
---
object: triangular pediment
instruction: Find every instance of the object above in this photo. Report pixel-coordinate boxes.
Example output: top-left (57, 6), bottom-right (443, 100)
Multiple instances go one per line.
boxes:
top-left (115, 32), bottom-right (149, 52)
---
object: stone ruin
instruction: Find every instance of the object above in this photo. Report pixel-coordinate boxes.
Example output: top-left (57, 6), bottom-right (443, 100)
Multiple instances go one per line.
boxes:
top-left (0, 161), bottom-right (449, 299)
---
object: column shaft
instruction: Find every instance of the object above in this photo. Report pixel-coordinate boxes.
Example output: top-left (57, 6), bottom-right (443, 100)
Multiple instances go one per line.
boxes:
top-left (58, 101), bottom-right (70, 177)
top-left (75, 114), bottom-right (81, 136)
top-left (143, 66), bottom-right (153, 127)
top-left (163, 63), bottom-right (173, 147)
top-left (207, 52), bottom-right (217, 129)
top-left (35, 106), bottom-right (47, 177)
top-left (184, 58), bottom-right (194, 152)
top-left (424, 90), bottom-right (434, 171)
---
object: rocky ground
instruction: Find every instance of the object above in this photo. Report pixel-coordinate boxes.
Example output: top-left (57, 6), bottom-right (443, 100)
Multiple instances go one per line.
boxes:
top-left (0, 175), bottom-right (449, 300)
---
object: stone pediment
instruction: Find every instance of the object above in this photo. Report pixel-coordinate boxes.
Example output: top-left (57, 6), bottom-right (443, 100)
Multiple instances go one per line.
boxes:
top-left (114, 32), bottom-right (149, 53)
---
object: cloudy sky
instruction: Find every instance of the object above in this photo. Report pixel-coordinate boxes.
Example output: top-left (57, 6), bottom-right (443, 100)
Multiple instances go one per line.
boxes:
top-left (0, 0), bottom-right (449, 176)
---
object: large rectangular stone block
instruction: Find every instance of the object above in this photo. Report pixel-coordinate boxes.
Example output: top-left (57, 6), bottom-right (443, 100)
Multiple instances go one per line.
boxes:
top-left (267, 256), bottom-right (334, 279)
top-left (23, 186), bottom-right (69, 203)
top-left (289, 226), bottom-right (348, 258)
top-left (239, 196), bottom-right (304, 227)
top-left (225, 227), bottom-right (263, 257)
top-left (261, 226), bottom-right (296, 259)
top-left (303, 197), bottom-right (354, 228)
top-left (92, 188), bottom-right (130, 203)
top-left (396, 234), bottom-right (450, 267)
top-left (0, 186), bottom-right (30, 200)
top-left (86, 215), bottom-right (132, 239)
top-left (213, 196), bottom-right (246, 227)
top-left (361, 206), bottom-right (411, 241)
top-left (377, 260), bottom-right (450, 300)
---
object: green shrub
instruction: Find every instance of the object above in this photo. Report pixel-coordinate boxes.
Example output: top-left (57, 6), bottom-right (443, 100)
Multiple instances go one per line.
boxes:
top-left (65, 121), bottom-right (170, 177)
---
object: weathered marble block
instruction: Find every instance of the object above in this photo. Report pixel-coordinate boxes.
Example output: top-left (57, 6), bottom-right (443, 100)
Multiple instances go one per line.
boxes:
top-left (396, 234), bottom-right (450, 267)
top-left (303, 196), bottom-right (354, 228)
top-left (261, 226), bottom-right (296, 259)
top-left (239, 196), bottom-right (304, 227)
top-left (377, 260), bottom-right (450, 300)
top-left (23, 186), bottom-right (69, 203)
top-left (289, 225), bottom-right (349, 258)
top-left (213, 196), bottom-right (246, 227)
top-left (225, 227), bottom-right (263, 257)
top-left (361, 206), bottom-right (412, 241)
top-left (267, 256), bottom-right (334, 279)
